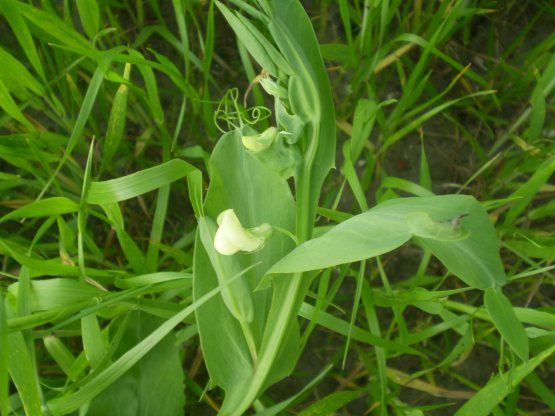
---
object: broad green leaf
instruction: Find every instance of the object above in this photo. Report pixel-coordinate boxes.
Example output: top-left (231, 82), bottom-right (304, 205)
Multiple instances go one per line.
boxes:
top-left (193, 130), bottom-right (296, 408)
top-left (484, 287), bottom-right (529, 361)
top-left (455, 343), bottom-right (555, 416)
top-left (86, 312), bottom-right (184, 416)
top-left (271, 195), bottom-right (507, 290)
top-left (265, 0), bottom-right (336, 234)
top-left (270, 210), bottom-right (411, 272)
top-left (87, 159), bottom-right (196, 204)
top-left (0, 197), bottom-right (79, 223)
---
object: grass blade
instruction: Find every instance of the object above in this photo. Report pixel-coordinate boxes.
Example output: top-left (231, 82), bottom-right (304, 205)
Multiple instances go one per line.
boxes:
top-left (455, 344), bottom-right (555, 416)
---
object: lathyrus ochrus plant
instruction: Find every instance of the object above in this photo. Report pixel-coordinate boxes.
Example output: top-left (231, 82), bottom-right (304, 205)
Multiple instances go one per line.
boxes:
top-left (194, 1), bottom-right (529, 414)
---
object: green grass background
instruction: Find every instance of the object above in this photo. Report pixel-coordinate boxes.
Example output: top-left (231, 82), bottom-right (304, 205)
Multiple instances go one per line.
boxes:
top-left (0, 0), bottom-right (554, 415)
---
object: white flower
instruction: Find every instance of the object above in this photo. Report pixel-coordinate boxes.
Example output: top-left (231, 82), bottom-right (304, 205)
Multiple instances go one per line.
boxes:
top-left (214, 209), bottom-right (271, 255)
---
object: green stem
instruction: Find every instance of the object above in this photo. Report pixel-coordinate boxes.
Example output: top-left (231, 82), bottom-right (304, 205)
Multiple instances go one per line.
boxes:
top-left (240, 319), bottom-right (258, 364)
top-left (228, 124), bottom-right (318, 416)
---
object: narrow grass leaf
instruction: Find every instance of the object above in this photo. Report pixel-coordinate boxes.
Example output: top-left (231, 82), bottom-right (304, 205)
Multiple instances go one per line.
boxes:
top-left (81, 314), bottom-right (107, 369)
top-left (380, 177), bottom-right (434, 197)
top-left (0, 0), bottom-right (46, 81)
top-left (100, 203), bottom-right (147, 274)
top-left (381, 90), bottom-right (495, 154)
top-left (299, 303), bottom-right (420, 355)
top-left (0, 295), bottom-right (8, 416)
top-left (342, 141), bottom-right (368, 211)
top-left (45, 271), bottom-right (241, 415)
top-left (87, 159), bottom-right (196, 204)
top-left (76, 0), bottom-right (100, 38)
top-left (503, 154), bottom-right (555, 226)
top-left (129, 49), bottom-right (164, 125)
top-left (419, 141), bottom-right (432, 190)
top-left (38, 64), bottom-right (106, 199)
top-left (216, 2), bottom-right (279, 76)
top-left (455, 343), bottom-right (555, 416)
top-left (0, 78), bottom-right (33, 129)
top-left (0, 238), bottom-right (78, 277)
top-left (16, 1), bottom-right (91, 50)
top-left (6, 300), bottom-right (41, 416)
top-left (526, 53), bottom-right (555, 141)
top-left (349, 98), bottom-right (381, 161)
top-left (43, 336), bottom-right (76, 376)
top-left (8, 278), bottom-right (103, 312)
top-left (102, 63), bottom-right (131, 167)
top-left (186, 169), bottom-right (204, 218)
top-left (0, 197), bottom-right (79, 223)
top-left (0, 46), bottom-right (44, 97)
top-left (525, 372), bottom-right (555, 412)
top-left (255, 364), bottom-right (333, 416)
top-left (298, 390), bottom-right (362, 416)
top-left (87, 312), bottom-right (185, 416)
top-left (115, 272), bottom-right (191, 289)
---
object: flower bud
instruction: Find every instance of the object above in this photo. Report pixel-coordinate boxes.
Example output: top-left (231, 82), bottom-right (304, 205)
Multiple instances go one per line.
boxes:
top-left (259, 76), bottom-right (288, 99)
top-left (242, 127), bottom-right (279, 153)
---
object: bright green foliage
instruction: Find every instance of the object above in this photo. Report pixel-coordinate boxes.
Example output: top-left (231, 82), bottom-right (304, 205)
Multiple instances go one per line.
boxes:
top-left (85, 312), bottom-right (185, 416)
top-left (0, 0), bottom-right (554, 415)
top-left (271, 195), bottom-right (506, 289)
top-left (193, 129), bottom-right (296, 412)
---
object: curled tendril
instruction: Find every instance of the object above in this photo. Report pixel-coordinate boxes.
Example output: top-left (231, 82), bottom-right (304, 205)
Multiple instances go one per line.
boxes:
top-left (214, 88), bottom-right (272, 134)
top-left (243, 106), bottom-right (272, 126)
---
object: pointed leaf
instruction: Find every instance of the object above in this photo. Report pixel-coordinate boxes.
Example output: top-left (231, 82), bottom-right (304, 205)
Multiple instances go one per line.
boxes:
top-left (271, 196), bottom-right (507, 290)
top-left (484, 287), bottom-right (529, 361)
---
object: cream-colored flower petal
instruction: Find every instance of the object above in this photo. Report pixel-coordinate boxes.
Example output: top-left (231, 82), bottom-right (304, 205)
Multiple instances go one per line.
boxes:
top-left (242, 127), bottom-right (278, 153)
